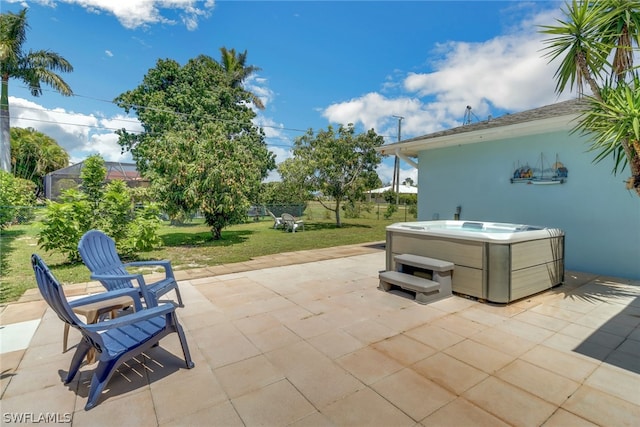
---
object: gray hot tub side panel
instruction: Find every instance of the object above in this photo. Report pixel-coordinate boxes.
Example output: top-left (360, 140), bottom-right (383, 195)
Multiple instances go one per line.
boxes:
top-left (385, 229), bottom-right (564, 303)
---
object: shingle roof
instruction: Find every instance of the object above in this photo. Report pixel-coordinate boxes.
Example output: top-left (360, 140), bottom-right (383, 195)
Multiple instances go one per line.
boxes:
top-left (380, 98), bottom-right (588, 155)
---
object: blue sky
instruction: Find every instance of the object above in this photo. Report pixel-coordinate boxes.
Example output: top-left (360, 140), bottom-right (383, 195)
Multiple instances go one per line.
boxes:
top-left (4, 0), bottom-right (573, 184)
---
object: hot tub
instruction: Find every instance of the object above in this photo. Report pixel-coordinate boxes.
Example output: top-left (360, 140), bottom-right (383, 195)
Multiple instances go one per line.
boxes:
top-left (385, 220), bottom-right (564, 303)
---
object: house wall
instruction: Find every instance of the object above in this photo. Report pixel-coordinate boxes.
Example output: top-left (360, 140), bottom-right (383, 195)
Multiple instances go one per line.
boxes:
top-left (417, 130), bottom-right (640, 280)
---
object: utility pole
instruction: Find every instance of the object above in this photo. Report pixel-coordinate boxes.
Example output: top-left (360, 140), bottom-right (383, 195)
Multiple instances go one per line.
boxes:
top-left (392, 115), bottom-right (404, 206)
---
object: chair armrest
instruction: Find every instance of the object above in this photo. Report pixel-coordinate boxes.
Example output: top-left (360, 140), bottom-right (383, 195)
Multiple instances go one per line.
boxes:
top-left (90, 272), bottom-right (157, 308)
top-left (83, 303), bottom-right (175, 332)
top-left (69, 287), bottom-right (143, 312)
top-left (124, 260), bottom-right (175, 278)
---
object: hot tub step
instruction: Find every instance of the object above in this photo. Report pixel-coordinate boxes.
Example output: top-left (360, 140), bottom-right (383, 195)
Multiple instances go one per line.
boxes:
top-left (394, 254), bottom-right (454, 272)
top-left (379, 271), bottom-right (450, 304)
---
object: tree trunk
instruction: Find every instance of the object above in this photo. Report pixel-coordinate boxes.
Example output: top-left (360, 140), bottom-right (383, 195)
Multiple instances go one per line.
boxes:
top-left (335, 199), bottom-right (342, 227)
top-left (212, 226), bottom-right (222, 240)
top-left (1, 76), bottom-right (11, 173)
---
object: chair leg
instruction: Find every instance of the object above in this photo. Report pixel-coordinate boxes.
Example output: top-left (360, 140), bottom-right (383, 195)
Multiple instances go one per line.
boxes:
top-left (174, 285), bottom-right (184, 308)
top-left (169, 313), bottom-right (195, 369)
top-left (63, 324), bottom-right (70, 352)
top-left (175, 322), bottom-right (195, 369)
top-left (85, 358), bottom-right (120, 410)
top-left (65, 340), bottom-right (92, 384)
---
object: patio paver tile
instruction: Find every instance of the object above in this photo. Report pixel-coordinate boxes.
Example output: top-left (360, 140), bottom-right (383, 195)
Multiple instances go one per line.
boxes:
top-left (430, 313), bottom-right (488, 338)
top-left (160, 400), bottom-right (244, 427)
top-left (513, 310), bottom-right (571, 331)
top-left (559, 322), bottom-right (627, 349)
top-left (444, 339), bottom-right (515, 374)
top-left (457, 306), bottom-right (509, 327)
top-left (371, 367), bottom-right (456, 421)
top-left (321, 387), bottom-right (415, 426)
top-left (464, 376), bottom-right (557, 427)
top-left (495, 359), bottom-right (580, 405)
top-left (307, 329), bottom-right (366, 359)
top-left (562, 384), bottom-right (640, 427)
top-left (214, 354), bottom-right (284, 399)
top-left (372, 334), bottom-right (437, 366)
top-left (411, 351), bottom-right (488, 395)
top-left (231, 379), bottom-right (316, 426)
top-left (0, 300), bottom-right (48, 325)
top-left (469, 326), bottom-right (537, 357)
top-left (404, 323), bottom-right (465, 351)
top-left (584, 363), bottom-right (640, 405)
top-left (520, 344), bottom-right (599, 382)
top-left (245, 323), bottom-right (303, 353)
top-left (542, 332), bottom-right (613, 361)
top-left (150, 367), bottom-right (228, 425)
top-left (340, 319), bottom-right (394, 345)
top-left (495, 317), bottom-right (557, 343)
top-left (420, 397), bottom-right (511, 427)
top-left (336, 346), bottom-right (404, 385)
top-left (374, 304), bottom-right (446, 333)
top-left (541, 408), bottom-right (599, 427)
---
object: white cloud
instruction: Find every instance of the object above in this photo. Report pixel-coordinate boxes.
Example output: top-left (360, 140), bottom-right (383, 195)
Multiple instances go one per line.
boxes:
top-left (12, 0), bottom-right (215, 30)
top-left (105, 49), bottom-right (113, 57)
top-left (321, 8), bottom-right (571, 143)
top-left (9, 97), bottom-right (137, 164)
top-left (245, 75), bottom-right (275, 110)
top-left (319, 7), bottom-right (573, 186)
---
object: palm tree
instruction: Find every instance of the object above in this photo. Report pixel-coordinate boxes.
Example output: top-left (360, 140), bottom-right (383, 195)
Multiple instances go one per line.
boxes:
top-left (0, 8), bottom-right (73, 173)
top-left (10, 127), bottom-right (68, 197)
top-left (540, 0), bottom-right (640, 195)
top-left (219, 47), bottom-right (265, 109)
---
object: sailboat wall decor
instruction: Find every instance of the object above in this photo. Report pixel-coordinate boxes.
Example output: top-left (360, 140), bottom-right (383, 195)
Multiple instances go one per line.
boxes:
top-left (511, 153), bottom-right (568, 185)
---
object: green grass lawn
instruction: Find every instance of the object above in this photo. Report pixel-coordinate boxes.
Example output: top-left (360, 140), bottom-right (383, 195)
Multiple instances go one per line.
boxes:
top-left (0, 201), bottom-right (415, 303)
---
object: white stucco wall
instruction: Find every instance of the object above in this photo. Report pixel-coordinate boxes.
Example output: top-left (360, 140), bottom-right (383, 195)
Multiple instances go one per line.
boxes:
top-left (417, 130), bottom-right (640, 280)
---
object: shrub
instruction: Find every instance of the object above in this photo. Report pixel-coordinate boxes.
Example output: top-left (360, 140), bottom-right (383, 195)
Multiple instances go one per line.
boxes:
top-left (0, 171), bottom-right (36, 229)
top-left (38, 189), bottom-right (93, 262)
top-left (38, 156), bottom-right (162, 262)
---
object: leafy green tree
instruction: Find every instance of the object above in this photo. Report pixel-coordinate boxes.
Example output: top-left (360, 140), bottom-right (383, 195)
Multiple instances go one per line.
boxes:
top-left (0, 8), bottom-right (73, 173)
top-left (10, 127), bottom-right (69, 197)
top-left (402, 177), bottom-right (414, 187)
top-left (540, 0), bottom-right (640, 195)
top-left (114, 54), bottom-right (275, 239)
top-left (0, 170), bottom-right (35, 228)
top-left (280, 124), bottom-right (384, 227)
top-left (98, 179), bottom-right (133, 242)
top-left (259, 181), bottom-right (310, 207)
top-left (80, 154), bottom-right (106, 209)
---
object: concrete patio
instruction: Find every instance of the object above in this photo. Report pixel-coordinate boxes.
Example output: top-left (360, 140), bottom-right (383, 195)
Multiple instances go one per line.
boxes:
top-left (1, 242), bottom-right (639, 426)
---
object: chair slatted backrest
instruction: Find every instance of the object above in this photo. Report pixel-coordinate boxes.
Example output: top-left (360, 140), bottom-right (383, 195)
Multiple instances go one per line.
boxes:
top-left (78, 230), bottom-right (133, 290)
top-left (31, 254), bottom-right (85, 331)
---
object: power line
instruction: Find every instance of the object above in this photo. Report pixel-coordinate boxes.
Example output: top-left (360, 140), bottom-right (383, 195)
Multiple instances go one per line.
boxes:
top-left (12, 84), bottom-right (310, 134)
top-left (13, 84), bottom-right (398, 140)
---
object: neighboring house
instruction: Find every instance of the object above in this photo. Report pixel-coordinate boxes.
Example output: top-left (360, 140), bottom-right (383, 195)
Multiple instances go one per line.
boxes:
top-left (44, 161), bottom-right (147, 200)
top-left (367, 184), bottom-right (417, 203)
top-left (378, 99), bottom-right (640, 280)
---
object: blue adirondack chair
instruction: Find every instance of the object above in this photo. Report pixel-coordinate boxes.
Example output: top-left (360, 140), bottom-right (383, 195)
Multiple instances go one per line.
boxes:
top-left (78, 230), bottom-right (183, 308)
top-left (31, 254), bottom-right (195, 410)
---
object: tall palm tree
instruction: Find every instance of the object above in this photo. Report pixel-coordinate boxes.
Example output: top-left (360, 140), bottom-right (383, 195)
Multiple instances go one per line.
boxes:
top-left (540, 0), bottom-right (640, 195)
top-left (219, 47), bottom-right (265, 109)
top-left (0, 8), bottom-right (73, 173)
